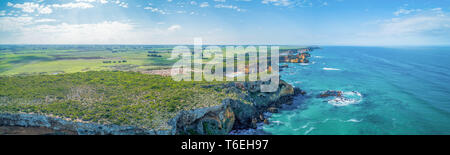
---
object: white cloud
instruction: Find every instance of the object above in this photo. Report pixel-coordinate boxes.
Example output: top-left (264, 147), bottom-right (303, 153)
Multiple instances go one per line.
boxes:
top-left (144, 7), bottom-right (167, 14)
top-left (378, 8), bottom-right (449, 36)
top-left (117, 1), bottom-right (128, 8)
top-left (262, 0), bottom-right (291, 6)
top-left (10, 2), bottom-right (53, 14)
top-left (394, 8), bottom-right (421, 16)
top-left (7, 2), bottom-right (98, 15)
top-left (75, 0), bottom-right (98, 2)
top-left (0, 16), bottom-right (34, 31)
top-left (7, 0), bottom-right (130, 16)
top-left (38, 6), bottom-right (53, 14)
top-left (214, 4), bottom-right (244, 12)
top-left (12, 3), bottom-right (40, 13)
top-left (432, 8), bottom-right (442, 12)
top-left (52, 2), bottom-right (94, 9)
top-left (0, 20), bottom-right (200, 44)
top-left (199, 2), bottom-right (209, 8)
top-left (380, 15), bottom-right (450, 36)
top-left (34, 18), bottom-right (57, 23)
top-left (353, 8), bottom-right (450, 45)
top-left (261, 0), bottom-right (316, 7)
top-left (0, 16), bottom-right (57, 31)
top-left (2, 21), bottom-right (135, 44)
top-left (167, 25), bottom-right (181, 31)
top-left (75, 0), bottom-right (108, 3)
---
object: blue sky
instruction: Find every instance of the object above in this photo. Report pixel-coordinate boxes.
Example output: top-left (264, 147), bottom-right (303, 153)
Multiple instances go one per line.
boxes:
top-left (0, 0), bottom-right (449, 45)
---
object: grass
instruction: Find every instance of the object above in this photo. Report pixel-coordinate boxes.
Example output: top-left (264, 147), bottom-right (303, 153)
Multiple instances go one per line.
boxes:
top-left (0, 45), bottom-right (178, 76)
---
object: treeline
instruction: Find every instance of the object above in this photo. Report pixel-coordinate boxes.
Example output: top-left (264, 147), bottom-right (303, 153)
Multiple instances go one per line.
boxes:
top-left (103, 60), bottom-right (127, 63)
top-left (147, 54), bottom-right (162, 57)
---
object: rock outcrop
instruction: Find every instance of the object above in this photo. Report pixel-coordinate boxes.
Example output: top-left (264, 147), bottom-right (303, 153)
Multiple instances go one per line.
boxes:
top-left (318, 90), bottom-right (343, 98)
top-left (168, 99), bottom-right (235, 135)
top-left (0, 113), bottom-right (171, 135)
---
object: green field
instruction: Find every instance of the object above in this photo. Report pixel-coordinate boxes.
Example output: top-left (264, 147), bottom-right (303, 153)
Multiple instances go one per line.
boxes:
top-left (0, 45), bottom-right (177, 76)
top-left (0, 45), bottom-right (307, 76)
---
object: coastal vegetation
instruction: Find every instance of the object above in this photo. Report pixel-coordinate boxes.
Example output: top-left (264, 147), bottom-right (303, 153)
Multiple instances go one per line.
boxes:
top-left (0, 71), bottom-right (244, 130)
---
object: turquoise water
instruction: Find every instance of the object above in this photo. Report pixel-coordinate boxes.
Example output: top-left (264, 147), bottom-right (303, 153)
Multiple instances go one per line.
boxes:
top-left (264, 46), bottom-right (450, 135)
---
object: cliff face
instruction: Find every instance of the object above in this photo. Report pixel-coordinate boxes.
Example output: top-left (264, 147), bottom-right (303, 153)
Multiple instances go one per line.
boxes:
top-left (168, 99), bottom-right (236, 135)
top-left (169, 80), bottom-right (300, 135)
top-left (0, 80), bottom-right (300, 135)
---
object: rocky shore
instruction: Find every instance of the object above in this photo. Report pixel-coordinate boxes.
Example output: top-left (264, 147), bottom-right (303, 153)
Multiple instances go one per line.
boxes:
top-left (0, 113), bottom-right (171, 135)
top-left (0, 80), bottom-right (303, 135)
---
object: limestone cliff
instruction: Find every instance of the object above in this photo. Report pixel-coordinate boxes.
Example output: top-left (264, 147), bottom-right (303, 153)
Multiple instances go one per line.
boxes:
top-left (169, 80), bottom-right (302, 135)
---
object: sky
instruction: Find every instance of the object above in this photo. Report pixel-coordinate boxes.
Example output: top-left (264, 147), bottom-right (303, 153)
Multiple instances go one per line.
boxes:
top-left (0, 0), bottom-right (449, 46)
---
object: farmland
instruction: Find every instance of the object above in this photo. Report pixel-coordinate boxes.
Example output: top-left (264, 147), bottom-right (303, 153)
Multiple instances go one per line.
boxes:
top-left (0, 45), bottom-right (177, 76)
top-left (0, 45), bottom-right (309, 76)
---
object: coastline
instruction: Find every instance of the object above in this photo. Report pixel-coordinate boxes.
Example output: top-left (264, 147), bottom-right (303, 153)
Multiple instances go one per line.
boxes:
top-left (0, 80), bottom-right (303, 135)
top-left (0, 47), bottom-right (317, 135)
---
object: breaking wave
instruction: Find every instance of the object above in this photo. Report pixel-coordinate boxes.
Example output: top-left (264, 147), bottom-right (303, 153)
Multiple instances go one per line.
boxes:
top-left (327, 91), bottom-right (363, 106)
top-left (346, 118), bottom-right (363, 123)
top-left (304, 127), bottom-right (315, 135)
top-left (323, 67), bottom-right (341, 71)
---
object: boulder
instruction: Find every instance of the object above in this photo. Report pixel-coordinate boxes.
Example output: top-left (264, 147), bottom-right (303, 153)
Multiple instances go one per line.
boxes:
top-left (264, 119), bottom-right (269, 125)
top-left (267, 107), bottom-right (279, 113)
top-left (280, 64), bottom-right (289, 68)
top-left (318, 90), bottom-right (343, 98)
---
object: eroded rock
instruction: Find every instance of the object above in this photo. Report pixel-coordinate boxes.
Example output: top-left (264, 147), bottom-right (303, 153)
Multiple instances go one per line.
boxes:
top-left (318, 90), bottom-right (343, 98)
top-left (169, 99), bottom-right (236, 135)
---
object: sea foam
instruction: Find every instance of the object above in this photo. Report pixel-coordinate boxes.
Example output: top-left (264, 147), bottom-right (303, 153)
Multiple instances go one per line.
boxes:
top-left (346, 119), bottom-right (363, 123)
top-left (327, 91), bottom-right (363, 106)
top-left (323, 67), bottom-right (341, 71)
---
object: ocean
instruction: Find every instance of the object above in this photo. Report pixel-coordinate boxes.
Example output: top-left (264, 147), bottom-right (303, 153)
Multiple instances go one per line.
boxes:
top-left (263, 46), bottom-right (450, 135)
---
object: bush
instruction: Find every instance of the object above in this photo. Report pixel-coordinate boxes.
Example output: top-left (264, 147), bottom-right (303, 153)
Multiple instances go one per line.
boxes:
top-left (0, 71), bottom-right (240, 129)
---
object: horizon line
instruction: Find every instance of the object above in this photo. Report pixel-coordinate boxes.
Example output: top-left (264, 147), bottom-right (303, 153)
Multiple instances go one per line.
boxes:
top-left (1, 44), bottom-right (449, 47)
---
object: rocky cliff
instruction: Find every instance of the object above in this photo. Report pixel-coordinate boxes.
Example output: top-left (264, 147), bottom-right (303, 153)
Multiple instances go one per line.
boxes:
top-left (169, 80), bottom-right (302, 135)
top-left (0, 113), bottom-right (171, 135)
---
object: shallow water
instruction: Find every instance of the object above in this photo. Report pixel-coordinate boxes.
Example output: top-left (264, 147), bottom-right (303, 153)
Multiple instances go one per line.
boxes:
top-left (264, 46), bottom-right (450, 135)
